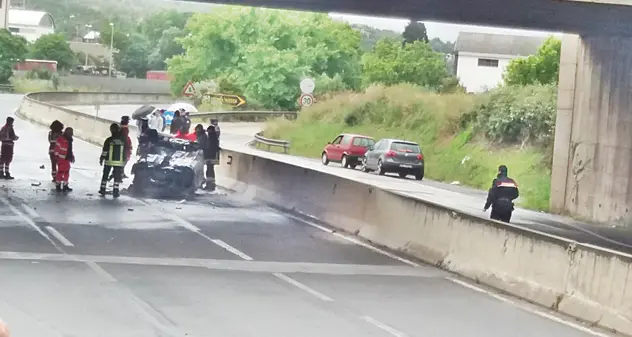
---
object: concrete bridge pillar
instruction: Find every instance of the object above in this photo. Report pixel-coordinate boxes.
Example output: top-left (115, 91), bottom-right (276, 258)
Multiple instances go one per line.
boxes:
top-left (551, 34), bottom-right (632, 225)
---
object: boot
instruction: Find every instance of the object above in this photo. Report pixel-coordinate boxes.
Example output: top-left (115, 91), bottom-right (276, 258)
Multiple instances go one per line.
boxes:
top-left (0, 172), bottom-right (5, 179)
top-left (113, 189), bottom-right (120, 198)
top-left (62, 183), bottom-right (72, 192)
top-left (98, 188), bottom-right (106, 196)
top-left (4, 172), bottom-right (13, 180)
top-left (55, 183), bottom-right (62, 192)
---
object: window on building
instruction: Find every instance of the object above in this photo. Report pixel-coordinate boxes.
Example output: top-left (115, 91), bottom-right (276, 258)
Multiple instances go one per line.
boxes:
top-left (478, 58), bottom-right (499, 67)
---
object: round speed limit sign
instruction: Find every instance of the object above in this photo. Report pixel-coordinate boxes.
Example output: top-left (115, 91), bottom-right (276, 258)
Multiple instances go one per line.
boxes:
top-left (300, 93), bottom-right (314, 107)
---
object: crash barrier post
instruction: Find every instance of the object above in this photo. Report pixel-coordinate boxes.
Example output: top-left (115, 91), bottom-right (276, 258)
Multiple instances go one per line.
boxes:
top-left (18, 91), bottom-right (632, 336)
top-left (214, 147), bottom-right (632, 336)
top-left (253, 132), bottom-right (290, 154)
top-left (191, 111), bottom-right (297, 123)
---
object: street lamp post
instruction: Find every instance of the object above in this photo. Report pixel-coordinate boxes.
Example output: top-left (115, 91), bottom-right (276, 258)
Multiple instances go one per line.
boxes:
top-left (108, 22), bottom-right (114, 77)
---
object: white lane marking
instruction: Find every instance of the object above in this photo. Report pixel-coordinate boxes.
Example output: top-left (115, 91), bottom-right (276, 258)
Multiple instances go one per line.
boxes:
top-left (85, 261), bottom-right (117, 282)
top-left (362, 316), bottom-right (408, 337)
top-left (20, 204), bottom-right (40, 219)
top-left (272, 272), bottom-right (334, 302)
top-left (285, 213), bottom-right (420, 267)
top-left (211, 239), bottom-right (253, 261)
top-left (0, 198), bottom-right (56, 246)
top-left (141, 199), bottom-right (254, 261)
top-left (446, 277), bottom-right (613, 337)
top-left (45, 226), bottom-right (74, 247)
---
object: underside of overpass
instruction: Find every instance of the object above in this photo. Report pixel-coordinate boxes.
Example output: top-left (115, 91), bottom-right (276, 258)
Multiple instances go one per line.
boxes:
top-left (187, 0), bottom-right (632, 35)
top-left (187, 0), bottom-right (632, 225)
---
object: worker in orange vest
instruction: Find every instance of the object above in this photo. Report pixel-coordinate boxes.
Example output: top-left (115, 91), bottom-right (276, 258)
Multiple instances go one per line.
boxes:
top-left (53, 127), bottom-right (75, 192)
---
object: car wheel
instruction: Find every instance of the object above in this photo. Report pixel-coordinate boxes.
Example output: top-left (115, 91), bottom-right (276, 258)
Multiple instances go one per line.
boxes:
top-left (415, 168), bottom-right (424, 181)
top-left (377, 160), bottom-right (385, 175)
top-left (361, 158), bottom-right (371, 172)
top-left (341, 155), bottom-right (349, 168)
top-left (321, 152), bottom-right (329, 165)
top-left (398, 172), bottom-right (407, 178)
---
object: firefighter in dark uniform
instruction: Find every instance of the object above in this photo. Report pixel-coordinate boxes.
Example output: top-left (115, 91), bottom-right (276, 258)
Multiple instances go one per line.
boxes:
top-left (99, 123), bottom-right (129, 198)
top-left (483, 165), bottom-right (519, 223)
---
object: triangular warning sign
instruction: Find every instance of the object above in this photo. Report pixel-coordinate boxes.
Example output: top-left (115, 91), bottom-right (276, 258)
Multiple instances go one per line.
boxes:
top-left (182, 81), bottom-right (196, 97)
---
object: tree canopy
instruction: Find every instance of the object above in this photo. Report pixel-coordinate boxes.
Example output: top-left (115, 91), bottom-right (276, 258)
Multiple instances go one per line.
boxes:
top-left (30, 34), bottom-right (77, 70)
top-left (503, 37), bottom-right (561, 86)
top-left (402, 21), bottom-right (428, 45)
top-left (167, 7), bottom-right (362, 109)
top-left (0, 29), bottom-right (28, 83)
top-left (361, 38), bottom-right (448, 90)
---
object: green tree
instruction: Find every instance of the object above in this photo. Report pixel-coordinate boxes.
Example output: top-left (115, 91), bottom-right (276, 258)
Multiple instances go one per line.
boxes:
top-left (0, 29), bottom-right (28, 83)
top-left (429, 37), bottom-right (454, 54)
top-left (362, 38), bottom-right (448, 90)
top-left (30, 33), bottom-right (77, 70)
top-left (168, 7), bottom-right (362, 109)
top-left (148, 27), bottom-right (186, 70)
top-left (118, 33), bottom-right (150, 77)
top-left (402, 21), bottom-right (428, 45)
top-left (503, 37), bottom-right (561, 86)
top-left (140, 10), bottom-right (191, 44)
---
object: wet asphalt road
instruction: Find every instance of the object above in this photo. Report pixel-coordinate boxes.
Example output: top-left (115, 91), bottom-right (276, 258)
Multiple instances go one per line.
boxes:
top-left (0, 95), bottom-right (609, 337)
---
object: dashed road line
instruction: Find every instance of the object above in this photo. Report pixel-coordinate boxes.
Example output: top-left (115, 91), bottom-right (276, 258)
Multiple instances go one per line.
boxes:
top-left (272, 273), bottom-right (334, 302)
top-left (139, 199), bottom-right (254, 261)
top-left (20, 204), bottom-right (40, 220)
top-left (0, 197), bottom-right (57, 248)
top-left (44, 226), bottom-right (74, 247)
top-left (361, 316), bottom-right (408, 337)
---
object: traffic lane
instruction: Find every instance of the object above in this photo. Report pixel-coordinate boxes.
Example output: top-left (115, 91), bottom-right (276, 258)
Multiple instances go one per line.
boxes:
top-left (9, 105), bottom-right (414, 266)
top-left (150, 198), bottom-right (407, 266)
top-left (286, 273), bottom-right (597, 337)
top-left (0, 259), bottom-right (169, 337)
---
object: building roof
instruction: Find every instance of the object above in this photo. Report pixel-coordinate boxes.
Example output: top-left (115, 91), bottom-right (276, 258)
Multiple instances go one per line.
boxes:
top-left (454, 32), bottom-right (547, 57)
top-left (8, 9), bottom-right (55, 28)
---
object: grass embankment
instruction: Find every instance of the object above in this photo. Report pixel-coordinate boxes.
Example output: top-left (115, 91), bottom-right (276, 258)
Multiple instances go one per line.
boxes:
top-left (261, 84), bottom-right (555, 211)
top-left (9, 77), bottom-right (93, 93)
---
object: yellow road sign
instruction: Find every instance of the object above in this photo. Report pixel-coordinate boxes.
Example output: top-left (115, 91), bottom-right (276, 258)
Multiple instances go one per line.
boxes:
top-left (206, 93), bottom-right (246, 107)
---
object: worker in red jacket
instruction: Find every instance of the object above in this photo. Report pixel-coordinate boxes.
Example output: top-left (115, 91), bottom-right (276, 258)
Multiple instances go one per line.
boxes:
top-left (53, 127), bottom-right (75, 192)
top-left (48, 120), bottom-right (64, 182)
top-left (119, 116), bottom-right (132, 179)
top-left (0, 117), bottom-right (19, 179)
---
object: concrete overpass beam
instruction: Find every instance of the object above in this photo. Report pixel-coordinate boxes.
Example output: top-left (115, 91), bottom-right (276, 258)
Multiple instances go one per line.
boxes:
top-left (552, 34), bottom-right (632, 225)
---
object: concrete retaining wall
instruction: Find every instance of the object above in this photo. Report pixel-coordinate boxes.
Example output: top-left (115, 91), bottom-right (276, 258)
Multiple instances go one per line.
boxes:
top-left (18, 92), bottom-right (632, 336)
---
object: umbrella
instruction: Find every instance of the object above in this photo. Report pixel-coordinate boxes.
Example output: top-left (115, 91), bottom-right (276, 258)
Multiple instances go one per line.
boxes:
top-left (168, 102), bottom-right (198, 113)
top-left (132, 105), bottom-right (156, 120)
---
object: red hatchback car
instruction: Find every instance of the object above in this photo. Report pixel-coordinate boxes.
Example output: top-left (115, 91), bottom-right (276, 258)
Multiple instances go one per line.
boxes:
top-left (321, 133), bottom-right (375, 169)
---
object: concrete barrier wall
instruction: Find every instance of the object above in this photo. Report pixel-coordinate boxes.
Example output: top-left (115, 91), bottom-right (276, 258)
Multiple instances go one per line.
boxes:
top-left (18, 92), bottom-right (632, 336)
top-left (215, 149), bottom-right (632, 336)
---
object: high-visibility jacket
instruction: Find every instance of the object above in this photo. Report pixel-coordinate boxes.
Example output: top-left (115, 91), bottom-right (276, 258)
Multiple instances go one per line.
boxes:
top-left (54, 136), bottom-right (69, 161)
top-left (48, 131), bottom-right (62, 154)
top-left (101, 136), bottom-right (126, 166)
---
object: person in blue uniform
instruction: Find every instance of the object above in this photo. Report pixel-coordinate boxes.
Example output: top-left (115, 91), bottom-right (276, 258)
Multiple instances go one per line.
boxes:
top-left (483, 165), bottom-right (519, 223)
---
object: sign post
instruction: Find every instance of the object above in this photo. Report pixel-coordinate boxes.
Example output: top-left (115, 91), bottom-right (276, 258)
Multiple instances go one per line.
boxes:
top-left (205, 93), bottom-right (246, 107)
top-left (299, 78), bottom-right (315, 108)
top-left (182, 81), bottom-right (196, 97)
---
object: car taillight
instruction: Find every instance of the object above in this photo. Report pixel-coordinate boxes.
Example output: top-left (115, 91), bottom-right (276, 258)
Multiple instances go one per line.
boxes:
top-left (386, 150), bottom-right (397, 157)
top-left (417, 154), bottom-right (423, 160)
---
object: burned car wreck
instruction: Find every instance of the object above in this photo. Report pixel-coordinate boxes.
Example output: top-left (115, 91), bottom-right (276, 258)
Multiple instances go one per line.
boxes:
top-left (128, 135), bottom-right (206, 199)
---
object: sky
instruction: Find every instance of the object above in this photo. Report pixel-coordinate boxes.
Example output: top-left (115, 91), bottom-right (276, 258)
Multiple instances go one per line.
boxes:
top-left (328, 13), bottom-right (559, 42)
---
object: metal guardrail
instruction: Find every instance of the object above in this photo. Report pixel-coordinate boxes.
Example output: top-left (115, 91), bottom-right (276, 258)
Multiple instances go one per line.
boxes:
top-left (253, 132), bottom-right (291, 154)
top-left (0, 84), bottom-right (14, 93)
top-left (192, 110), bottom-right (297, 120)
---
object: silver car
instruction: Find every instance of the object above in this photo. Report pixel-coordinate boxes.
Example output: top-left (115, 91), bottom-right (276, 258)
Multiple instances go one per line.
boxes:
top-left (361, 138), bottom-right (424, 180)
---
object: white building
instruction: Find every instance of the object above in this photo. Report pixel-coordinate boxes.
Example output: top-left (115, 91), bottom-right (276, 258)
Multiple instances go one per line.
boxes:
top-left (0, 0), bottom-right (9, 29)
top-left (7, 9), bottom-right (55, 42)
top-left (453, 32), bottom-right (546, 93)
